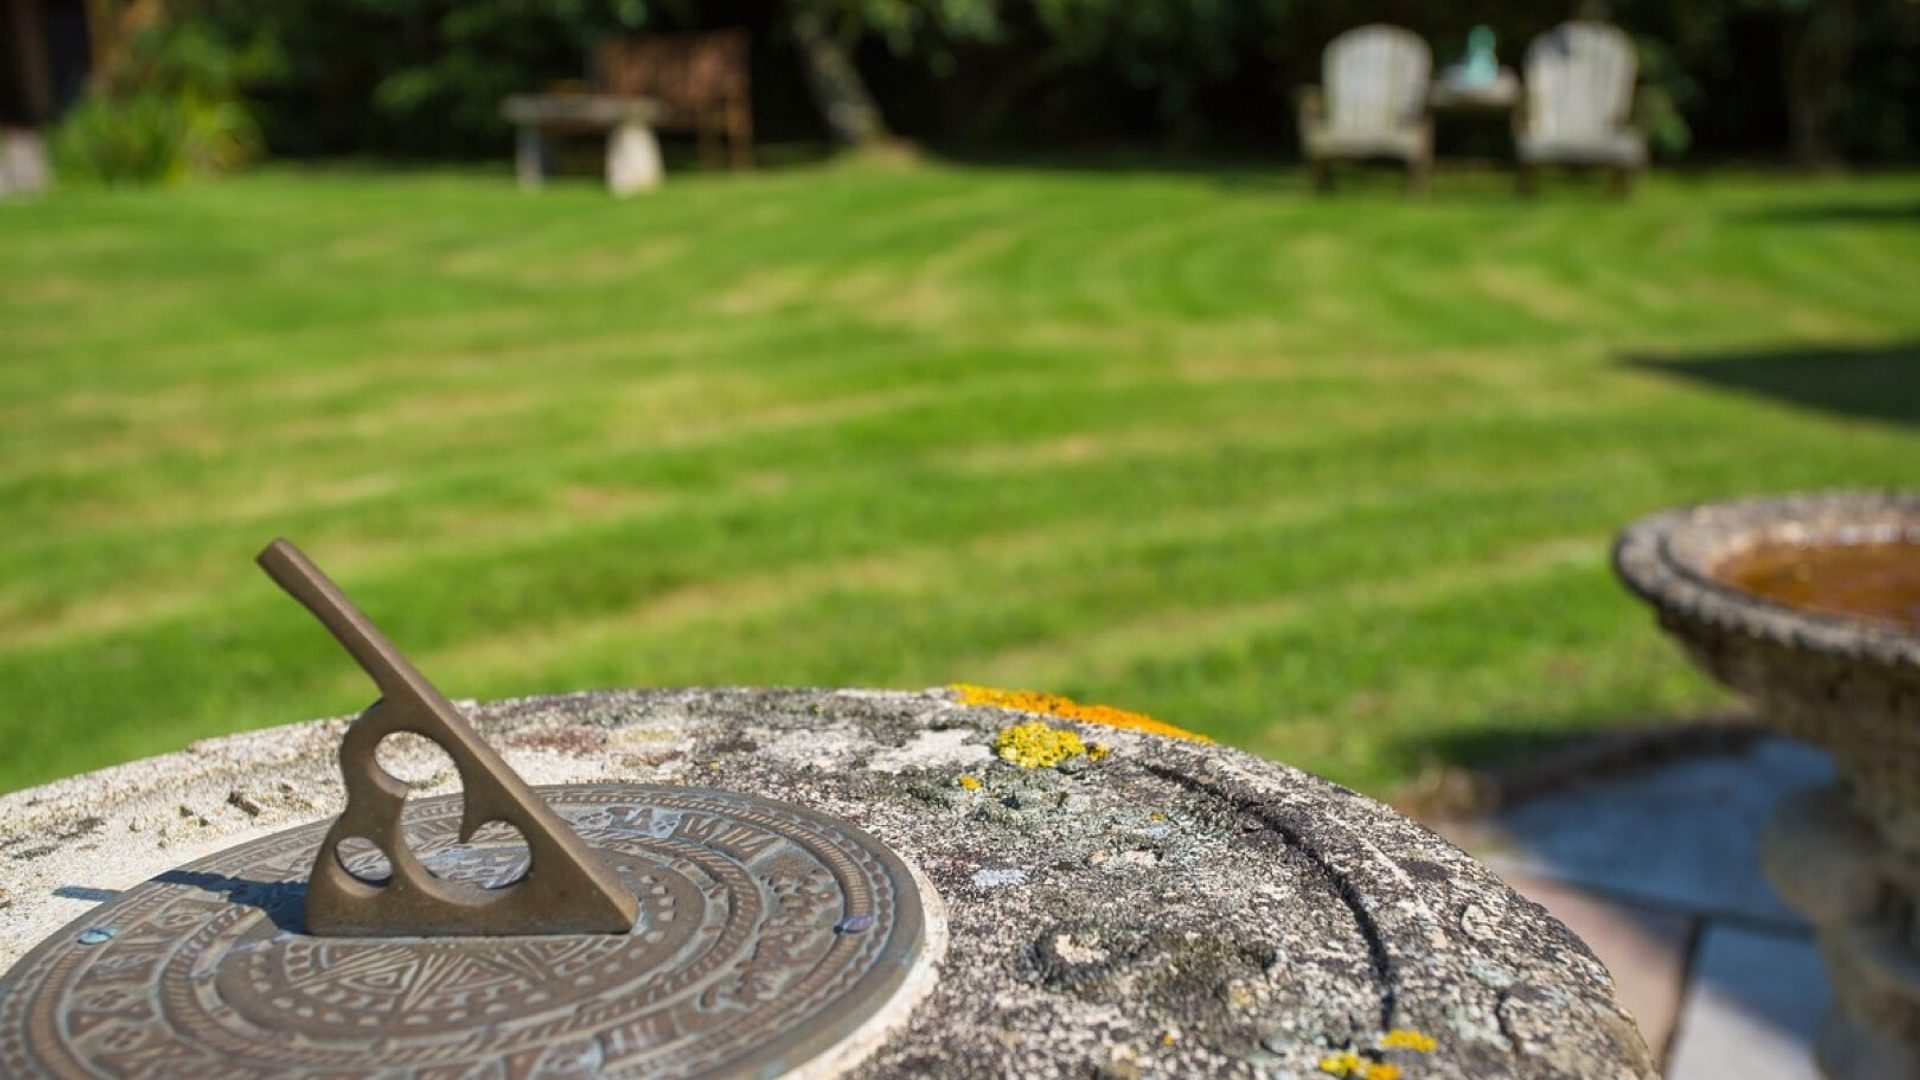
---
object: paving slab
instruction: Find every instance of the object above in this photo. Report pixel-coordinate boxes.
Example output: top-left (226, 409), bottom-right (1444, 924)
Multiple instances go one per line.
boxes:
top-left (1466, 739), bottom-right (1831, 925)
top-left (1500, 873), bottom-right (1694, 1064)
top-left (1665, 923), bottom-right (1828, 1080)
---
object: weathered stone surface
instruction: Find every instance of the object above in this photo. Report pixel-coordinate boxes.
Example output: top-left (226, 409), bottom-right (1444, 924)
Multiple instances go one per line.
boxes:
top-left (0, 128), bottom-right (52, 198)
top-left (1494, 874), bottom-right (1694, 1063)
top-left (0, 688), bottom-right (1656, 1078)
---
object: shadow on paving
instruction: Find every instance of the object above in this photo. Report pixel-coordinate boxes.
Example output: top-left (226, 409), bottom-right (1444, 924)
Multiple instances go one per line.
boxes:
top-left (1396, 719), bottom-right (1834, 1076)
top-left (1623, 339), bottom-right (1920, 429)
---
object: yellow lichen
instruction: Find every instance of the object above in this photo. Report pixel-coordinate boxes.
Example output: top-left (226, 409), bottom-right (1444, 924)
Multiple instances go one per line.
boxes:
top-left (993, 721), bottom-right (1088, 769)
top-left (1160, 1030), bottom-right (1178, 1046)
top-left (1088, 744), bottom-right (1111, 762)
top-left (1380, 1029), bottom-right (1435, 1053)
top-left (957, 774), bottom-right (982, 790)
top-left (1363, 1065), bottom-right (1401, 1080)
top-left (952, 684), bottom-right (1212, 742)
top-left (1318, 1051), bottom-right (1362, 1076)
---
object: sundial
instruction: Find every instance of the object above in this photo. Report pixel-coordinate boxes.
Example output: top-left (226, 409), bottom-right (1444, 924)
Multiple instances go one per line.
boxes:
top-left (0, 541), bottom-right (930, 1078)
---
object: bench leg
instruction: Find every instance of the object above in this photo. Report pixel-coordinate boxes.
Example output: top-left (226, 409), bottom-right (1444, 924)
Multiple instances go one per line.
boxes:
top-left (515, 127), bottom-right (547, 192)
top-left (607, 121), bottom-right (664, 196)
top-left (1516, 162), bottom-right (1539, 197)
top-left (729, 100), bottom-right (754, 170)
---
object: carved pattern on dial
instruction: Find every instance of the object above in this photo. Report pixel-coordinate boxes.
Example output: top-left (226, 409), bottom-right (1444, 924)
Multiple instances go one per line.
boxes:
top-left (0, 785), bottom-right (926, 1079)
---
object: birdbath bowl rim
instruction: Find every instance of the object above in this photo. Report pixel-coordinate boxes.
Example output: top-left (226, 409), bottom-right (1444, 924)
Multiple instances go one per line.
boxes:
top-left (1614, 490), bottom-right (1920, 671)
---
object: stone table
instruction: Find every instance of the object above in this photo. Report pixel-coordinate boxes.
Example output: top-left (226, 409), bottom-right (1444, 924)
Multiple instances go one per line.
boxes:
top-left (501, 94), bottom-right (664, 196)
top-left (0, 688), bottom-right (1655, 1078)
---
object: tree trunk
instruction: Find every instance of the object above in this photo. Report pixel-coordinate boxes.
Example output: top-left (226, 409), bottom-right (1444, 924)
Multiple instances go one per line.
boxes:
top-left (961, 47), bottom-right (1072, 144)
top-left (7, 0), bottom-right (56, 121)
top-left (81, 0), bottom-right (164, 93)
top-left (788, 5), bottom-right (890, 147)
top-left (1781, 2), bottom-right (1856, 169)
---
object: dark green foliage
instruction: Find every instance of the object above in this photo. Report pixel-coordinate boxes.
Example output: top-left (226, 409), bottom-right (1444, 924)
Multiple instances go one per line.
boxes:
top-left (196, 0), bottom-right (654, 158)
top-left (51, 17), bottom-right (273, 183)
top-left (142, 0), bottom-right (1919, 161)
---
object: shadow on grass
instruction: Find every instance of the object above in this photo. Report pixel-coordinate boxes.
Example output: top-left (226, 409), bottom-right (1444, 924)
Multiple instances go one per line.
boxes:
top-left (1731, 200), bottom-right (1920, 226)
top-left (929, 145), bottom-right (1595, 200)
top-left (1623, 339), bottom-right (1920, 429)
top-left (1389, 713), bottom-right (1760, 818)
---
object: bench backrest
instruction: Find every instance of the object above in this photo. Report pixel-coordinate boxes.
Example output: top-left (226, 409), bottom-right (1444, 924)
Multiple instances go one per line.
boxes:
top-left (595, 30), bottom-right (749, 121)
top-left (1524, 21), bottom-right (1636, 140)
top-left (1324, 25), bottom-right (1431, 134)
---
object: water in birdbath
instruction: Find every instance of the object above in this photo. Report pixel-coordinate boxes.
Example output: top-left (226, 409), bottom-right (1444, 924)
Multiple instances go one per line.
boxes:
top-left (1715, 538), bottom-right (1920, 631)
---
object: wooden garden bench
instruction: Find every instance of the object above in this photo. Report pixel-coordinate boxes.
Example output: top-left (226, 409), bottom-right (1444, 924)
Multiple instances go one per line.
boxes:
top-left (595, 30), bottom-right (752, 170)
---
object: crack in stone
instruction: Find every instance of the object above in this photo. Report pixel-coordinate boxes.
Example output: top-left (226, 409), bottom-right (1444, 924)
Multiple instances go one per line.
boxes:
top-left (1143, 763), bottom-right (1398, 1030)
top-left (1494, 987), bottom-right (1521, 1054)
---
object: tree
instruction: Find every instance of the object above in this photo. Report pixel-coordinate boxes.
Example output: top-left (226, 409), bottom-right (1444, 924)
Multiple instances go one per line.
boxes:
top-left (1775, 0), bottom-right (1857, 167)
top-left (788, 3), bottom-right (893, 146)
top-left (1637, 0), bottom-right (1914, 167)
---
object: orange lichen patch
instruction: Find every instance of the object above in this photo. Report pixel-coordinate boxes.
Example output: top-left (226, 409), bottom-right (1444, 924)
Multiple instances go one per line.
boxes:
top-left (1380, 1029), bottom-right (1436, 1053)
top-left (951, 684), bottom-right (1212, 742)
top-left (993, 722), bottom-right (1088, 769)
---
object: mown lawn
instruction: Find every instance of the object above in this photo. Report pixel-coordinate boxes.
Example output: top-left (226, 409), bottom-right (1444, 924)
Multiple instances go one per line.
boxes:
top-left (2, 160), bottom-right (1917, 795)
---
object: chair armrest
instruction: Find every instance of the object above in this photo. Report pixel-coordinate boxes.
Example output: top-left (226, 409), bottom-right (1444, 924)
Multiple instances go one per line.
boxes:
top-left (1293, 85), bottom-right (1325, 126)
top-left (1625, 84), bottom-right (1652, 133)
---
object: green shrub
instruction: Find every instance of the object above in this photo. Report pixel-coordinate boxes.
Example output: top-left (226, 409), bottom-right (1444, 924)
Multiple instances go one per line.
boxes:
top-left (51, 17), bottom-right (271, 185)
top-left (53, 89), bottom-right (258, 185)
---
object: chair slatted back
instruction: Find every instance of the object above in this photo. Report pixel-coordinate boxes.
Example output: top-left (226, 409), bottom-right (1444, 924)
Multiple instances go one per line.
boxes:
top-left (1324, 25), bottom-right (1431, 135)
top-left (1524, 22), bottom-right (1636, 141)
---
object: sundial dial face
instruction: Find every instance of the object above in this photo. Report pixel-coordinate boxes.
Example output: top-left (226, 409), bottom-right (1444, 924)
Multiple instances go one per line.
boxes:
top-left (0, 784), bottom-right (926, 1078)
top-left (0, 541), bottom-right (932, 1077)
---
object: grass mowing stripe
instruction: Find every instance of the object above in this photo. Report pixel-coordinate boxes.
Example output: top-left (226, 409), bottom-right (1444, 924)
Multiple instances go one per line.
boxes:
top-left (1, 162), bottom-right (1917, 793)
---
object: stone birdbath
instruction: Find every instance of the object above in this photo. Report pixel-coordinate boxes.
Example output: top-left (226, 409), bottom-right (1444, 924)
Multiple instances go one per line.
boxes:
top-left (1615, 491), bottom-right (1920, 1080)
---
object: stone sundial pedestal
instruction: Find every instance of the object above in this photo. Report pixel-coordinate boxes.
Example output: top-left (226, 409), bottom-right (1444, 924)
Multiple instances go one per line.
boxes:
top-left (0, 547), bottom-right (1655, 1077)
top-left (1617, 492), bottom-right (1920, 1080)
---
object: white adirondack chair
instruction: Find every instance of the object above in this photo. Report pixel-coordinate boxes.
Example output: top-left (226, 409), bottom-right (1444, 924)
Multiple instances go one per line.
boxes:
top-left (1297, 25), bottom-right (1434, 195)
top-left (1516, 21), bottom-right (1648, 192)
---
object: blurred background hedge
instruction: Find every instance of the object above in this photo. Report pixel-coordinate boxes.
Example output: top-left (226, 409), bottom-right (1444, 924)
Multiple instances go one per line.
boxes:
top-left (41, 0), bottom-right (1920, 179)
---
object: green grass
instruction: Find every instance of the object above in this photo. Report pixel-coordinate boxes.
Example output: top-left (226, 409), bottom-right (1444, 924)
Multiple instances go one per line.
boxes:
top-left (3, 159), bottom-right (1918, 795)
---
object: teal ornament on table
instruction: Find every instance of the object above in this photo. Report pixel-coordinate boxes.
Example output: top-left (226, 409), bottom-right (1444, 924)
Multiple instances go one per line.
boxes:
top-left (1462, 25), bottom-right (1498, 86)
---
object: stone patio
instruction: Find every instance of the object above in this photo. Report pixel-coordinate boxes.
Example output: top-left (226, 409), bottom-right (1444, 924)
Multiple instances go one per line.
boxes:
top-left (1430, 735), bottom-right (1834, 1078)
